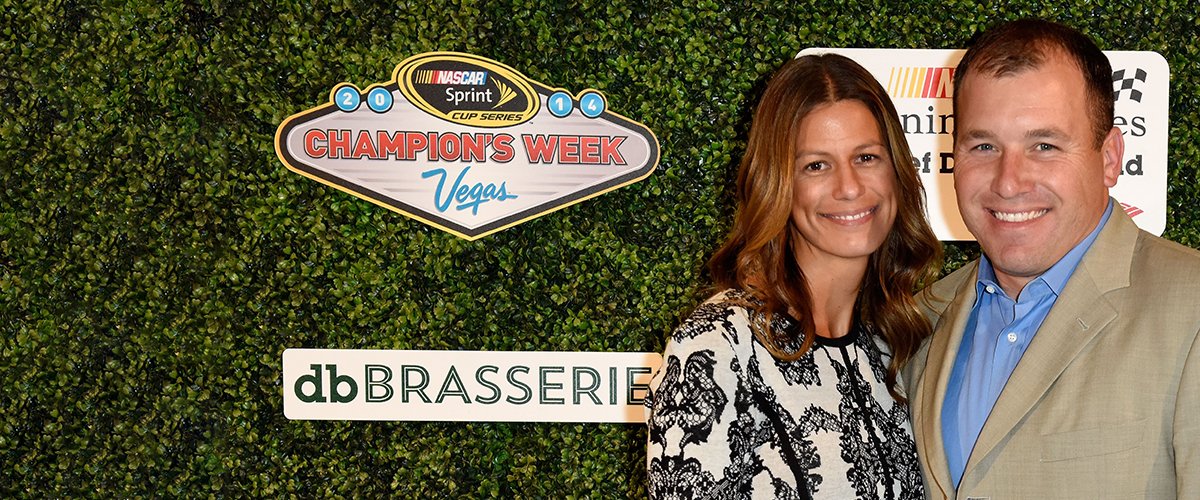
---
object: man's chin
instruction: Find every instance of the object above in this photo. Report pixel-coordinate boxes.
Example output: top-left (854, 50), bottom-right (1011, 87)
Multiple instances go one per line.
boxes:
top-left (988, 253), bottom-right (1054, 281)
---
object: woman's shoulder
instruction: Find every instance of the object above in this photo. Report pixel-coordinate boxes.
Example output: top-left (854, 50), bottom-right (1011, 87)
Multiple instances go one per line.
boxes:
top-left (700, 287), bottom-right (753, 304)
top-left (693, 288), bottom-right (760, 322)
top-left (668, 288), bottom-right (757, 344)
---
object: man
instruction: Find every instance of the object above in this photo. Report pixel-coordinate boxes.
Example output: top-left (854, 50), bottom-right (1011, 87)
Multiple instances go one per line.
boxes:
top-left (904, 19), bottom-right (1200, 498)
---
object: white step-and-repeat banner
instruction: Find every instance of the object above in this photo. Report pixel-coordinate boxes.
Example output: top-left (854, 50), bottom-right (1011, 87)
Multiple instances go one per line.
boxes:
top-left (801, 48), bottom-right (1169, 239)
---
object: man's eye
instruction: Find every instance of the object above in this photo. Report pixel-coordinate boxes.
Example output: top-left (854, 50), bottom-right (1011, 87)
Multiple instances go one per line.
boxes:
top-left (973, 144), bottom-right (995, 152)
top-left (1035, 143), bottom-right (1057, 151)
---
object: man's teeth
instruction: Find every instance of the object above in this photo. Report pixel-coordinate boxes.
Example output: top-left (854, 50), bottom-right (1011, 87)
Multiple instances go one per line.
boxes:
top-left (992, 209), bottom-right (1047, 222)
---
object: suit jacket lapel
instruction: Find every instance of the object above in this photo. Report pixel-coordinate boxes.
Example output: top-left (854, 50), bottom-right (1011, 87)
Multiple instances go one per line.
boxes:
top-left (961, 206), bottom-right (1138, 486)
top-left (915, 263), bottom-right (980, 496)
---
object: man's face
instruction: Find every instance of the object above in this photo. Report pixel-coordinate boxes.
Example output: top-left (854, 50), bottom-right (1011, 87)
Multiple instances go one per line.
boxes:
top-left (953, 51), bottom-right (1123, 296)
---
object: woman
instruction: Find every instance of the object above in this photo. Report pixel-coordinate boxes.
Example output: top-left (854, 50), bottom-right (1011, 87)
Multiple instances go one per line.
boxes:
top-left (645, 53), bottom-right (941, 499)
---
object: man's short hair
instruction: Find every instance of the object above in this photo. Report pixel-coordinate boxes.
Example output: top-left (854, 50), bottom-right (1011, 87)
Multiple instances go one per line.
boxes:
top-left (953, 19), bottom-right (1114, 147)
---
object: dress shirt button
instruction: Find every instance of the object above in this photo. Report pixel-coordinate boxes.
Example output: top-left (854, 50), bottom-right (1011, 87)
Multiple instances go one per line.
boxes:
top-left (985, 285), bottom-right (996, 294)
top-left (1006, 332), bottom-right (1018, 343)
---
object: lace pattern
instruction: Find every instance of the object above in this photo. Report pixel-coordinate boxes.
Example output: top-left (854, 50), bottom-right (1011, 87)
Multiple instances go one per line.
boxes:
top-left (646, 289), bottom-right (924, 499)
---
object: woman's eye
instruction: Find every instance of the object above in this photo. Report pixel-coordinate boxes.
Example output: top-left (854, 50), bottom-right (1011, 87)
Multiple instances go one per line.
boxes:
top-left (857, 154), bottom-right (878, 163)
top-left (803, 161), bottom-right (827, 172)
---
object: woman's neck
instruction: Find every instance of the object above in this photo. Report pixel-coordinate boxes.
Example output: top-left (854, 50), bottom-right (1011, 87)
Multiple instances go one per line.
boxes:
top-left (796, 253), bottom-right (867, 339)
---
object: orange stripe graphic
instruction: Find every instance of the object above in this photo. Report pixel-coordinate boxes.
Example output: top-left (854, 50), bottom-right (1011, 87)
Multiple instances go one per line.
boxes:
top-left (887, 67), bottom-right (955, 98)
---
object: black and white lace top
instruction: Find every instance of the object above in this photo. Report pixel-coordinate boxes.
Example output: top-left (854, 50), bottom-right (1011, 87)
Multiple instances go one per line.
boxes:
top-left (645, 289), bottom-right (924, 499)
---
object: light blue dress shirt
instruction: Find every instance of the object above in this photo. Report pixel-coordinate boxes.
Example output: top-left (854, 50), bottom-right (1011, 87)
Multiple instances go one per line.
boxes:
top-left (942, 201), bottom-right (1114, 487)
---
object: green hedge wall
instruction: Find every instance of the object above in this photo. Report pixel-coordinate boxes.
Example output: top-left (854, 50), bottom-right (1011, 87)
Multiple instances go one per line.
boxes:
top-left (3, 1), bottom-right (1197, 496)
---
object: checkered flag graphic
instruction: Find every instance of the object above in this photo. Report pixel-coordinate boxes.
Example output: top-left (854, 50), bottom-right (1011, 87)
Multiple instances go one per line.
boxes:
top-left (1113, 68), bottom-right (1147, 102)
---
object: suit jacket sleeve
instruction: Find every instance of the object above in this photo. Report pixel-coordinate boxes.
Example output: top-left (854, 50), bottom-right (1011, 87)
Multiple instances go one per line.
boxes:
top-left (1176, 324), bottom-right (1200, 497)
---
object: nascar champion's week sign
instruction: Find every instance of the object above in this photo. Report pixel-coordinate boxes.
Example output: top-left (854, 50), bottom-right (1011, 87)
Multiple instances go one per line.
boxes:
top-left (800, 48), bottom-right (1170, 239)
top-left (276, 51), bottom-right (659, 240)
top-left (276, 52), bottom-right (661, 422)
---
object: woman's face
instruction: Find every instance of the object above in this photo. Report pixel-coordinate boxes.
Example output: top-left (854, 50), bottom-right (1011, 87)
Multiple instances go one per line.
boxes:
top-left (790, 99), bottom-right (898, 269)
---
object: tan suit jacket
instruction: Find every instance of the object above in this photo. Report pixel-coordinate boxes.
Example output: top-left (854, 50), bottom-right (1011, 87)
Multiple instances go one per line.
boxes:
top-left (905, 207), bottom-right (1200, 499)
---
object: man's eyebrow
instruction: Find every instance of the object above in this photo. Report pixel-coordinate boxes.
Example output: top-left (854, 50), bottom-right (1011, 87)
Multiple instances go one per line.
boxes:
top-left (959, 129), bottom-right (994, 141)
top-left (957, 128), bottom-right (1070, 142)
top-left (1026, 128), bottom-right (1069, 140)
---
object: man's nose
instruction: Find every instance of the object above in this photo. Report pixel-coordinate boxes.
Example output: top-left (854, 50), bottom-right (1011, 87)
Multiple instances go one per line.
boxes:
top-left (991, 151), bottom-right (1032, 198)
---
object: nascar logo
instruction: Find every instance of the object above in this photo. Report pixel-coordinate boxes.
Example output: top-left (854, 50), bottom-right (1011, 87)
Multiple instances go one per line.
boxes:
top-left (413, 70), bottom-right (489, 86)
top-left (888, 66), bottom-right (955, 99)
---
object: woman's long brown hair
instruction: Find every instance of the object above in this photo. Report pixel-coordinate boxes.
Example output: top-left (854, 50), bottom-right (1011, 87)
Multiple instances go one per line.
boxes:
top-left (708, 53), bottom-right (942, 402)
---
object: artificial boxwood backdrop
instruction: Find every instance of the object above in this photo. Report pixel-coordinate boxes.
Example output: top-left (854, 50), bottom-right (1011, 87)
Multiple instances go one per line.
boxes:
top-left (3, 1), bottom-right (1198, 497)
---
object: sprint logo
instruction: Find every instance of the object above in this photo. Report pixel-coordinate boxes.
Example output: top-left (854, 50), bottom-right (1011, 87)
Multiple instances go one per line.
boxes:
top-left (398, 53), bottom-right (539, 127)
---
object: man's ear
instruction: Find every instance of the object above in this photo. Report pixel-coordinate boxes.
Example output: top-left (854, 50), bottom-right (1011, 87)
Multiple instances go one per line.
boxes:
top-left (1101, 126), bottom-right (1124, 188)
